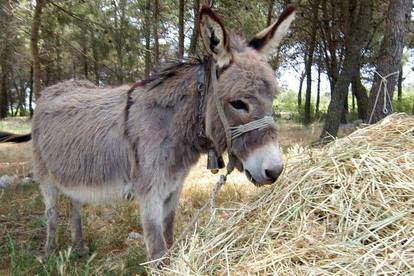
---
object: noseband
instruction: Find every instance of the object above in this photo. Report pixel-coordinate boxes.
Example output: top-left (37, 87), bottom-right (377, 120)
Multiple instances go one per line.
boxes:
top-left (199, 61), bottom-right (276, 173)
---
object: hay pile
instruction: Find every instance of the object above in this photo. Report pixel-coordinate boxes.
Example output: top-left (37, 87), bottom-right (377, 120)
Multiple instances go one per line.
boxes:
top-left (157, 114), bottom-right (414, 275)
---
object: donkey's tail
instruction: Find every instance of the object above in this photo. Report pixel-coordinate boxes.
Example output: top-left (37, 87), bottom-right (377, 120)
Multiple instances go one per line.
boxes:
top-left (0, 132), bottom-right (32, 143)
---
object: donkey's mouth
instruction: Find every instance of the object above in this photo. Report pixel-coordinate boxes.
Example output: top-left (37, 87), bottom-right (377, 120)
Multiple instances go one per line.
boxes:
top-left (245, 169), bottom-right (258, 186)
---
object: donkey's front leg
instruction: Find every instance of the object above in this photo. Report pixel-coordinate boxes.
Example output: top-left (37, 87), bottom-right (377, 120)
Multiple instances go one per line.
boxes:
top-left (139, 193), bottom-right (167, 261)
top-left (163, 188), bottom-right (181, 248)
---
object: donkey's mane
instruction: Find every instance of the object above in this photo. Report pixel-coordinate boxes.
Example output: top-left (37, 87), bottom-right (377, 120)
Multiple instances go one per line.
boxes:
top-left (139, 33), bottom-right (247, 91)
top-left (142, 57), bottom-right (205, 91)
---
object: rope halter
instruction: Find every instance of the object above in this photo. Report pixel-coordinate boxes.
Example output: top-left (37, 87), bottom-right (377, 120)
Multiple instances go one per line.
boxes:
top-left (210, 62), bottom-right (276, 159)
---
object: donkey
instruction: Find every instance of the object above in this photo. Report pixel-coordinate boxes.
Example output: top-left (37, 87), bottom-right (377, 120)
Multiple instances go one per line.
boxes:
top-left (0, 6), bottom-right (296, 262)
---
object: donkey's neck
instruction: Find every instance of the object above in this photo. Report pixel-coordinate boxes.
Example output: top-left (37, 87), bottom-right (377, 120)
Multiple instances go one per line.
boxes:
top-left (127, 62), bottom-right (209, 173)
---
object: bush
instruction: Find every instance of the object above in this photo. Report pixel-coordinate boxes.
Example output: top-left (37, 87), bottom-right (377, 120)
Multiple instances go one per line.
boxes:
top-left (393, 95), bottom-right (414, 113)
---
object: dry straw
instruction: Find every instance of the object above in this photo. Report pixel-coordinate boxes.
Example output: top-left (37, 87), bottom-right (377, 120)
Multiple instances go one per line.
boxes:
top-left (154, 113), bottom-right (414, 275)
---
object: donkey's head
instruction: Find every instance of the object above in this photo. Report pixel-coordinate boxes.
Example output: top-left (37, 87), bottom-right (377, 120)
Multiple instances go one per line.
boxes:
top-left (200, 5), bottom-right (296, 186)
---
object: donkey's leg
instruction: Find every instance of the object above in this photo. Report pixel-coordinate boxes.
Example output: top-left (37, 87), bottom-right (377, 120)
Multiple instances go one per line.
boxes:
top-left (70, 199), bottom-right (89, 256)
top-left (139, 193), bottom-right (167, 261)
top-left (39, 182), bottom-right (58, 254)
top-left (162, 187), bottom-right (182, 248)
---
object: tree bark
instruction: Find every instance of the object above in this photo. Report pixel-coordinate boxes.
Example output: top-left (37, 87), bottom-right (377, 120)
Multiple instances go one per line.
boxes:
top-left (81, 27), bottom-right (89, 80)
top-left (178, 0), bottom-right (185, 58)
top-left (397, 63), bottom-right (403, 101)
top-left (352, 70), bottom-right (369, 120)
top-left (31, 0), bottom-right (45, 100)
top-left (304, 0), bottom-right (319, 125)
top-left (29, 65), bottom-right (34, 117)
top-left (0, 0), bottom-right (13, 118)
top-left (316, 62), bottom-right (321, 117)
top-left (297, 71), bottom-right (305, 107)
top-left (321, 0), bottom-right (373, 139)
top-left (367, 0), bottom-right (412, 123)
top-left (113, 0), bottom-right (126, 84)
top-left (0, 65), bottom-right (8, 119)
top-left (189, 0), bottom-right (200, 55)
top-left (153, 0), bottom-right (160, 65)
top-left (144, 0), bottom-right (152, 78)
top-left (90, 30), bottom-right (100, 85)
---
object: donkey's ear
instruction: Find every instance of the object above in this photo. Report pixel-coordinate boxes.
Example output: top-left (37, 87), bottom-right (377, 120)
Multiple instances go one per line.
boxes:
top-left (248, 5), bottom-right (296, 56)
top-left (199, 5), bottom-right (232, 68)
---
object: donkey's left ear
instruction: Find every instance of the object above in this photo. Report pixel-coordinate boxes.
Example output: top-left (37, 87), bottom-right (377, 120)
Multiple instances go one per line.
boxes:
top-left (248, 5), bottom-right (296, 56)
top-left (199, 5), bottom-right (232, 68)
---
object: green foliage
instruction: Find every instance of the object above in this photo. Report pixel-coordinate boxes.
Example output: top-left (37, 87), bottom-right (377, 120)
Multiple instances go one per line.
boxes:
top-left (393, 95), bottom-right (414, 113)
top-left (273, 90), bottom-right (329, 123)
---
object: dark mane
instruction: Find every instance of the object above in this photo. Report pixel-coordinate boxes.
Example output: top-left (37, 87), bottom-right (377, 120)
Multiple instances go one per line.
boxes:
top-left (143, 57), bottom-right (206, 90)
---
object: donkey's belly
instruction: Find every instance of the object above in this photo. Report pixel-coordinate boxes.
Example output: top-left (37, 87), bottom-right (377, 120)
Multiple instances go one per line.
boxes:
top-left (57, 181), bottom-right (135, 204)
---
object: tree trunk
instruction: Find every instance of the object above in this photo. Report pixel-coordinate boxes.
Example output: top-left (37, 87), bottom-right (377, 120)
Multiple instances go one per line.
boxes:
top-left (31, 0), bottom-right (45, 100)
top-left (55, 33), bottom-right (63, 82)
top-left (81, 27), bottom-right (89, 80)
top-left (304, 0), bottom-right (319, 125)
top-left (178, 0), bottom-right (185, 58)
top-left (0, 0), bottom-right (13, 119)
top-left (367, 0), bottom-right (412, 123)
top-left (397, 63), bottom-right (403, 101)
top-left (341, 95), bottom-right (348, 123)
top-left (352, 70), bottom-right (369, 120)
top-left (153, 0), bottom-right (160, 65)
top-left (91, 30), bottom-right (100, 85)
top-left (144, 0), bottom-right (152, 78)
top-left (0, 65), bottom-right (8, 119)
top-left (316, 62), bottom-right (321, 117)
top-left (29, 65), bottom-right (34, 117)
top-left (113, 0), bottom-right (126, 84)
top-left (321, 0), bottom-right (373, 139)
top-left (189, 0), bottom-right (200, 55)
top-left (297, 71), bottom-right (305, 107)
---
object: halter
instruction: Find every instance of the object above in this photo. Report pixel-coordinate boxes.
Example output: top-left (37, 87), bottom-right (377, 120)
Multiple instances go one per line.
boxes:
top-left (202, 61), bottom-right (276, 173)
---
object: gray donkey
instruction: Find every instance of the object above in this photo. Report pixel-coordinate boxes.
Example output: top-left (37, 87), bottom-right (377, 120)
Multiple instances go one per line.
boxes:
top-left (0, 6), bottom-right (295, 262)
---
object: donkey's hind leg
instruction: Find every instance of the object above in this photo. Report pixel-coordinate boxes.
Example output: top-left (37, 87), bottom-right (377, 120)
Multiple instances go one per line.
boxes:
top-left (70, 199), bottom-right (89, 256)
top-left (39, 182), bottom-right (58, 254)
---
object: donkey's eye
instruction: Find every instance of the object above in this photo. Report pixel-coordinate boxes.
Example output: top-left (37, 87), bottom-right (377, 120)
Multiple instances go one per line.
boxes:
top-left (229, 100), bottom-right (249, 112)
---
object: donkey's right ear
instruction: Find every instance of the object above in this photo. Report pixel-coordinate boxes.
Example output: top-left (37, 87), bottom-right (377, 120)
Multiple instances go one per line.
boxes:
top-left (199, 5), bottom-right (232, 68)
top-left (248, 5), bottom-right (296, 56)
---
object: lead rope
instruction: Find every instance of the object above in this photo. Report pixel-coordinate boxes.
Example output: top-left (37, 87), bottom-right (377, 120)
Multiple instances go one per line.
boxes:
top-left (368, 70), bottom-right (399, 124)
top-left (150, 164), bottom-right (234, 267)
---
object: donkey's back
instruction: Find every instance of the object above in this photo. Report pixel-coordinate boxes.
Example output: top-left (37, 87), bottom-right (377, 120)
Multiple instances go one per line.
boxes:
top-left (32, 80), bottom-right (133, 203)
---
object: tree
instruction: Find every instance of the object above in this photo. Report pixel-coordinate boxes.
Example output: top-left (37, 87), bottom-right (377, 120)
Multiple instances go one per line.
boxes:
top-left (144, 0), bottom-right (151, 78)
top-left (321, 0), bottom-right (373, 139)
top-left (177, 0), bottom-right (185, 58)
top-left (367, 0), bottom-right (413, 123)
top-left (189, 0), bottom-right (200, 55)
top-left (153, 0), bottom-right (160, 65)
top-left (352, 68), bottom-right (369, 120)
top-left (0, 0), bottom-right (15, 118)
top-left (31, 0), bottom-right (46, 100)
top-left (304, 0), bottom-right (320, 125)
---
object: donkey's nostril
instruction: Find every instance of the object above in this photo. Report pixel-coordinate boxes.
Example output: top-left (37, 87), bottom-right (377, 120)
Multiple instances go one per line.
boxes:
top-left (265, 167), bottom-right (283, 182)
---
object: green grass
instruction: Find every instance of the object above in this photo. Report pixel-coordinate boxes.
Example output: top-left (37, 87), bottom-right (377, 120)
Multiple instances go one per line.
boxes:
top-left (0, 182), bottom-right (149, 275)
top-left (0, 117), bottom-right (31, 134)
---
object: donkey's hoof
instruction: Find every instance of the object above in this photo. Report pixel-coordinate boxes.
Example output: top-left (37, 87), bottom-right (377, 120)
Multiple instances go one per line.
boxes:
top-left (74, 245), bottom-right (90, 257)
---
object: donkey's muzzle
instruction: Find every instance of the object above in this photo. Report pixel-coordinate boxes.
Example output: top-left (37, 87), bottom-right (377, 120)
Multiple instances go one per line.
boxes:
top-left (242, 143), bottom-right (283, 186)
